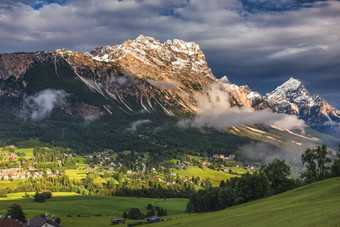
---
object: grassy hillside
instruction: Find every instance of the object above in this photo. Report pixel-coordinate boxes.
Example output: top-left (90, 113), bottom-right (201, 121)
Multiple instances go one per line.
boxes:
top-left (155, 177), bottom-right (340, 227)
top-left (0, 193), bottom-right (188, 227)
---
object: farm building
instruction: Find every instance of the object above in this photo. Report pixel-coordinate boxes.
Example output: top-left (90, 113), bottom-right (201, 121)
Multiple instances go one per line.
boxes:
top-left (22, 215), bottom-right (60, 227)
top-left (111, 218), bottom-right (126, 225)
top-left (147, 215), bottom-right (161, 223)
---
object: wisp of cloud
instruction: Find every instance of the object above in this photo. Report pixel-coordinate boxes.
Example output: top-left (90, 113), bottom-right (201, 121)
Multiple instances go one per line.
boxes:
top-left (129, 119), bottom-right (152, 131)
top-left (20, 89), bottom-right (69, 121)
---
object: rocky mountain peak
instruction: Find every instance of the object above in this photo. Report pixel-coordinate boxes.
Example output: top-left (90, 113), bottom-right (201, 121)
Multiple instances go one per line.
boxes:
top-left (282, 77), bottom-right (303, 89)
top-left (135, 34), bottom-right (157, 43)
top-left (266, 77), bottom-right (310, 105)
top-left (89, 35), bottom-right (214, 83)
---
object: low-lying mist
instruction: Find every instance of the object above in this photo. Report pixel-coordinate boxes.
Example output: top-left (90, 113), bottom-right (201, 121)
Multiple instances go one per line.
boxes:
top-left (237, 142), bottom-right (302, 166)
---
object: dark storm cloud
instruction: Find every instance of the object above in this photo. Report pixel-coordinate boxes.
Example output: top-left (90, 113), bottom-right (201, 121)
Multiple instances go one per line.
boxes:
top-left (0, 0), bottom-right (339, 108)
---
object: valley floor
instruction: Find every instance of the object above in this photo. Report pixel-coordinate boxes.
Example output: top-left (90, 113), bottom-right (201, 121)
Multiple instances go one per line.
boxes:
top-left (1, 178), bottom-right (340, 226)
top-left (0, 193), bottom-right (189, 227)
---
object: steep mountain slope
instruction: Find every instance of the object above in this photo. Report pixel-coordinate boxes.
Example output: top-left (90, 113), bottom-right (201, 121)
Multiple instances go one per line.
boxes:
top-left (266, 77), bottom-right (340, 126)
top-left (155, 177), bottom-right (340, 227)
top-left (87, 35), bottom-right (265, 112)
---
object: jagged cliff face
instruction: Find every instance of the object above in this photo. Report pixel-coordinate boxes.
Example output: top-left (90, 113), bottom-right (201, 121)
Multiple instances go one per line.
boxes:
top-left (218, 76), bottom-right (267, 109)
top-left (265, 77), bottom-right (340, 125)
top-left (89, 35), bottom-right (214, 81)
top-left (0, 35), bottom-right (263, 118)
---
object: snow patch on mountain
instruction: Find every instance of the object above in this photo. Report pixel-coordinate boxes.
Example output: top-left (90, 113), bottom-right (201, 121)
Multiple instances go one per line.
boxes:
top-left (247, 91), bottom-right (261, 100)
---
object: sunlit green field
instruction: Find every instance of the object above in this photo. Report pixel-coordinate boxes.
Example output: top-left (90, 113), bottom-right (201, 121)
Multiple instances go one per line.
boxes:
top-left (0, 192), bottom-right (189, 227)
top-left (64, 169), bottom-right (96, 180)
top-left (64, 169), bottom-right (116, 184)
top-left (155, 177), bottom-right (340, 227)
top-left (1, 147), bottom-right (35, 159)
top-left (172, 166), bottom-right (238, 184)
top-left (15, 148), bottom-right (35, 158)
top-left (0, 179), bottom-right (26, 190)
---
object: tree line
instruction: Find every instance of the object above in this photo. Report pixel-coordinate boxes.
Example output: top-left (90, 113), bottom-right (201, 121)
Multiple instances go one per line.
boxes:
top-left (187, 145), bottom-right (340, 213)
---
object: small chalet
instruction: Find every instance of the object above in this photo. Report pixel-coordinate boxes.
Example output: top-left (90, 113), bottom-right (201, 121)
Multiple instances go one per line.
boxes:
top-left (147, 216), bottom-right (161, 223)
top-left (111, 218), bottom-right (126, 225)
top-left (22, 215), bottom-right (60, 227)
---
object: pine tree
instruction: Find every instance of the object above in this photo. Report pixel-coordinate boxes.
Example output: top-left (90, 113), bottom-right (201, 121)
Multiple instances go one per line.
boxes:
top-left (122, 211), bottom-right (127, 219)
top-left (6, 204), bottom-right (26, 222)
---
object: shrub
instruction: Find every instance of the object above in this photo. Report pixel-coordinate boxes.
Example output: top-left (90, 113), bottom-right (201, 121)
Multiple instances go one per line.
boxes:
top-left (127, 208), bottom-right (144, 220)
top-left (55, 217), bottom-right (61, 224)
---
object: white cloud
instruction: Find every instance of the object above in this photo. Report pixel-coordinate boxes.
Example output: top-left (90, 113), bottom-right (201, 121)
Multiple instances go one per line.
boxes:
top-left (178, 83), bottom-right (305, 130)
top-left (20, 89), bottom-right (69, 121)
top-left (1, 0), bottom-right (339, 55)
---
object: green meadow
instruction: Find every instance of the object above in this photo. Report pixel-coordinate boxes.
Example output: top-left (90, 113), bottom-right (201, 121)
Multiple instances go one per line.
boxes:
top-left (0, 192), bottom-right (189, 227)
top-left (155, 177), bottom-right (340, 227)
top-left (0, 179), bottom-right (26, 190)
top-left (172, 166), bottom-right (239, 184)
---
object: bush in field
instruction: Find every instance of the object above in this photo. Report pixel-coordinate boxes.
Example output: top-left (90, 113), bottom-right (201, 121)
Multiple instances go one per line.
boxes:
top-left (34, 191), bottom-right (52, 203)
top-left (127, 208), bottom-right (144, 220)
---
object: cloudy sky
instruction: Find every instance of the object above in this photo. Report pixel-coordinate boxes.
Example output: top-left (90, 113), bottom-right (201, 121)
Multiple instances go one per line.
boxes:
top-left (1, 0), bottom-right (339, 108)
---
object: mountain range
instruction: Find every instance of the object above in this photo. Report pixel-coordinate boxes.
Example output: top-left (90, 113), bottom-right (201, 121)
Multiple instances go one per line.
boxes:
top-left (0, 35), bottom-right (339, 159)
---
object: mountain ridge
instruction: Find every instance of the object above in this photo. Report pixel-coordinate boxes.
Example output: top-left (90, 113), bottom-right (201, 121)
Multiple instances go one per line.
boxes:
top-left (0, 35), bottom-right (339, 130)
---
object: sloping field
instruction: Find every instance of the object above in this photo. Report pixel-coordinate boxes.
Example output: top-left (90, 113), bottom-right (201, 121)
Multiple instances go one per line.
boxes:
top-left (155, 177), bottom-right (340, 227)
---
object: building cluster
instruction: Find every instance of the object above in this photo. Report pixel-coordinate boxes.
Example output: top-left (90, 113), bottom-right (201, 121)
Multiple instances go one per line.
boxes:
top-left (0, 167), bottom-right (60, 180)
top-left (212, 154), bottom-right (236, 160)
top-left (1, 152), bottom-right (22, 162)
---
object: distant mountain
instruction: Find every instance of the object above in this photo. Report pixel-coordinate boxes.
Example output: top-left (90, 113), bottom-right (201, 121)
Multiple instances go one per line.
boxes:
top-left (265, 77), bottom-right (340, 126)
